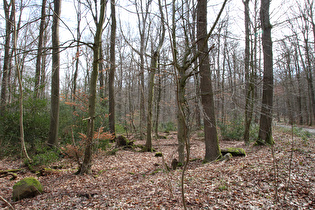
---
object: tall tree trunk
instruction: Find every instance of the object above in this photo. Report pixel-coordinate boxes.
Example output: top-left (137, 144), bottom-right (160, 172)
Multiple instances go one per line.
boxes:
top-left (109, 0), bottom-right (116, 136)
top-left (197, 0), bottom-right (221, 161)
top-left (0, 0), bottom-right (13, 115)
top-left (294, 43), bottom-right (303, 124)
top-left (257, 0), bottom-right (274, 145)
top-left (145, 0), bottom-right (165, 151)
top-left (243, 0), bottom-right (253, 144)
top-left (154, 58), bottom-right (162, 137)
top-left (11, 0), bottom-right (30, 160)
top-left (145, 49), bottom-right (157, 151)
top-left (73, 0), bottom-right (81, 108)
top-left (34, 0), bottom-right (47, 98)
top-left (177, 68), bottom-right (189, 164)
top-left (304, 38), bottom-right (315, 124)
top-left (48, 0), bottom-right (61, 147)
top-left (79, 0), bottom-right (106, 175)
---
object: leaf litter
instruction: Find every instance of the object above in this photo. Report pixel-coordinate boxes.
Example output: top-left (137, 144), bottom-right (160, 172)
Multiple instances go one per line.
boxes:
top-left (0, 129), bottom-right (314, 209)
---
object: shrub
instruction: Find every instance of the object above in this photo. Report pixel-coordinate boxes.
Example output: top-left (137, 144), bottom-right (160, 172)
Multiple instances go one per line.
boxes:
top-left (218, 117), bottom-right (258, 141)
top-left (218, 117), bottom-right (244, 141)
top-left (160, 121), bottom-right (177, 133)
top-left (0, 98), bottom-right (50, 156)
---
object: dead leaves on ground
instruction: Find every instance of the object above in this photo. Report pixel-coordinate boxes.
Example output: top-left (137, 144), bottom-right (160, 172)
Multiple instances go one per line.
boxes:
top-left (0, 130), bottom-right (314, 209)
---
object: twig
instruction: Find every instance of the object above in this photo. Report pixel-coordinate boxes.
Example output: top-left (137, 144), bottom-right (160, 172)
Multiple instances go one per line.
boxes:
top-left (0, 195), bottom-right (14, 210)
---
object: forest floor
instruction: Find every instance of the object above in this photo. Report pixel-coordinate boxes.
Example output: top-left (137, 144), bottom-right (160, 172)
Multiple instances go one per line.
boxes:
top-left (0, 127), bottom-right (314, 209)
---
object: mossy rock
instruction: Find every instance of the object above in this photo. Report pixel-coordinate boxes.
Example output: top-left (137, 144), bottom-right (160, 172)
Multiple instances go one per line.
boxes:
top-left (155, 152), bottom-right (163, 157)
top-left (221, 147), bottom-right (246, 156)
top-left (12, 177), bottom-right (43, 201)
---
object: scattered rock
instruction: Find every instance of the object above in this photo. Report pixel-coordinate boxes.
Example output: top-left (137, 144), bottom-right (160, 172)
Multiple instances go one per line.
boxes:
top-left (12, 177), bottom-right (43, 201)
top-left (221, 153), bottom-right (232, 161)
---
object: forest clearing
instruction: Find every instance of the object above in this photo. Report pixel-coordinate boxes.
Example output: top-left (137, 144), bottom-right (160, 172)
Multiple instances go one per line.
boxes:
top-left (1, 127), bottom-right (314, 209)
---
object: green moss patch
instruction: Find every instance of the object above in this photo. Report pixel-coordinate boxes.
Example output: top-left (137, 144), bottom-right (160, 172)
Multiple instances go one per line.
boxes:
top-left (221, 147), bottom-right (246, 156)
top-left (12, 177), bottom-right (43, 201)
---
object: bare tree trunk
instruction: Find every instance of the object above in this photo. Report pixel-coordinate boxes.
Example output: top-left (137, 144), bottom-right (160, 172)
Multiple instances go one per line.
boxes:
top-left (48, 0), bottom-right (61, 147)
top-left (145, 0), bottom-right (165, 151)
top-left (155, 57), bottom-right (162, 137)
top-left (12, 0), bottom-right (30, 161)
top-left (109, 0), bottom-right (116, 136)
top-left (34, 0), bottom-right (47, 98)
top-left (243, 0), bottom-right (252, 144)
top-left (0, 0), bottom-right (13, 115)
top-left (72, 0), bottom-right (81, 108)
top-left (197, 0), bottom-right (222, 161)
top-left (294, 43), bottom-right (303, 124)
top-left (257, 0), bottom-right (274, 145)
top-left (79, 0), bottom-right (106, 175)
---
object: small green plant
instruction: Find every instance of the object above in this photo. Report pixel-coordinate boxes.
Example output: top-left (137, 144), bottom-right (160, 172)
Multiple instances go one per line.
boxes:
top-left (160, 121), bottom-right (177, 133)
top-left (218, 117), bottom-right (244, 141)
top-left (217, 179), bottom-right (228, 191)
top-left (197, 131), bottom-right (204, 138)
top-left (218, 117), bottom-right (258, 142)
top-left (115, 124), bottom-right (127, 135)
top-left (292, 127), bottom-right (310, 142)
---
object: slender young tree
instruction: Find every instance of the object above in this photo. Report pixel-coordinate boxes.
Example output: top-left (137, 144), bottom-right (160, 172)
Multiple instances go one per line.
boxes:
top-left (79, 0), bottom-right (107, 175)
top-left (12, 0), bottom-right (31, 161)
top-left (145, 0), bottom-right (165, 151)
top-left (109, 0), bottom-right (116, 136)
top-left (243, 0), bottom-right (255, 144)
top-left (48, 0), bottom-right (61, 147)
top-left (34, 0), bottom-right (47, 98)
top-left (72, 0), bottom-right (82, 107)
top-left (257, 0), bottom-right (274, 145)
top-left (135, 0), bottom-right (151, 140)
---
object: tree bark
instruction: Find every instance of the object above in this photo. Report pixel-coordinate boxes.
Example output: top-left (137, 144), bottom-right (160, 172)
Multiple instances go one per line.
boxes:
top-left (48, 0), bottom-right (61, 147)
top-left (243, 0), bottom-right (254, 145)
top-left (0, 0), bottom-right (13, 115)
top-left (34, 0), bottom-right (47, 98)
top-left (145, 0), bottom-right (165, 152)
top-left (109, 0), bottom-right (116, 136)
top-left (197, 0), bottom-right (221, 161)
top-left (257, 0), bottom-right (274, 145)
top-left (79, 0), bottom-right (106, 175)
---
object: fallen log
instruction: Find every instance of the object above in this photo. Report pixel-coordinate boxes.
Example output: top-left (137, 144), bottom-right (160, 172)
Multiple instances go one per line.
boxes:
top-left (0, 169), bottom-right (21, 180)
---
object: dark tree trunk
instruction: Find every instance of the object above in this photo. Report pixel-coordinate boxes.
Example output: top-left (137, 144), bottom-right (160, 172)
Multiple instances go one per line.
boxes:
top-left (48, 0), bottom-right (61, 147)
top-left (109, 0), bottom-right (116, 136)
top-left (197, 0), bottom-right (221, 161)
top-left (243, 0), bottom-right (254, 145)
top-left (257, 0), bottom-right (274, 145)
top-left (0, 0), bottom-right (13, 115)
